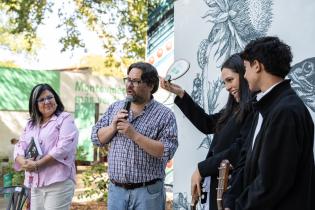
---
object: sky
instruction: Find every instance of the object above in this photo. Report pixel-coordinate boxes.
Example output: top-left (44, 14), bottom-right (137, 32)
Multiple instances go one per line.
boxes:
top-left (0, 1), bottom-right (106, 70)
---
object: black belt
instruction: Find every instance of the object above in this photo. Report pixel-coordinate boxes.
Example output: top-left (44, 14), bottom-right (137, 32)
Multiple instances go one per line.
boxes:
top-left (111, 179), bottom-right (160, 190)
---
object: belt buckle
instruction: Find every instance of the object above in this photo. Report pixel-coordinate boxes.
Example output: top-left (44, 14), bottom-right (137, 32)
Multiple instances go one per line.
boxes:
top-left (125, 183), bottom-right (135, 189)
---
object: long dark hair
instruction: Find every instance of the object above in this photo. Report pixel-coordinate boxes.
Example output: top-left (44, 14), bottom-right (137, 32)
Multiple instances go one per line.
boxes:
top-left (29, 83), bottom-right (64, 127)
top-left (216, 53), bottom-right (251, 131)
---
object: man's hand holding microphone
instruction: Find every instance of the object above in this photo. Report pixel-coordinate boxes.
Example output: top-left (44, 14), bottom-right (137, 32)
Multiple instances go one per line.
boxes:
top-left (115, 96), bottom-right (136, 139)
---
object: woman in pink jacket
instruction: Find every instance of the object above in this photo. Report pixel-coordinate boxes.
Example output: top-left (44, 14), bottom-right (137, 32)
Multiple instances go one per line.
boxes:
top-left (14, 83), bottom-right (79, 210)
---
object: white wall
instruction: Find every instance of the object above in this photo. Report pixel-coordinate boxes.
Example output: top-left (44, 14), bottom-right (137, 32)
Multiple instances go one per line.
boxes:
top-left (173, 0), bottom-right (315, 209)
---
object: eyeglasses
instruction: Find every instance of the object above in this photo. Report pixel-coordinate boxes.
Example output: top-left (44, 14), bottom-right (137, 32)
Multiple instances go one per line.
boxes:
top-left (37, 95), bottom-right (54, 104)
top-left (123, 77), bottom-right (143, 87)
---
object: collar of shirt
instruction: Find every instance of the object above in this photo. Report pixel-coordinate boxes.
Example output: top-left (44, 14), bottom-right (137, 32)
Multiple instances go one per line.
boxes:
top-left (256, 81), bottom-right (282, 101)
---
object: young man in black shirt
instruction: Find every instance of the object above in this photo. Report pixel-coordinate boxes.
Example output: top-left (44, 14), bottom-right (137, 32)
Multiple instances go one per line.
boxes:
top-left (224, 36), bottom-right (315, 210)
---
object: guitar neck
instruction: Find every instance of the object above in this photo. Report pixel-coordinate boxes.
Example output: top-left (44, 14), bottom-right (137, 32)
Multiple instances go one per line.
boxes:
top-left (216, 159), bottom-right (231, 210)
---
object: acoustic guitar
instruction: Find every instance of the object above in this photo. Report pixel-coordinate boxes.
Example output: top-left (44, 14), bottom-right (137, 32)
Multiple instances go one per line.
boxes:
top-left (217, 159), bottom-right (231, 210)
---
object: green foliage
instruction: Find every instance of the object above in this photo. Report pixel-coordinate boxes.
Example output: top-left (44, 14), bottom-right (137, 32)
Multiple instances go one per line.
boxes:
top-left (1, 160), bottom-right (15, 174)
top-left (0, 0), bottom-right (48, 52)
top-left (0, 60), bottom-right (18, 68)
top-left (79, 163), bottom-right (109, 202)
top-left (76, 145), bottom-right (89, 161)
top-left (0, 29), bottom-right (41, 54)
top-left (0, 160), bottom-right (24, 186)
top-left (78, 147), bottom-right (109, 201)
top-left (12, 170), bottom-right (25, 186)
top-left (0, 0), bottom-right (164, 68)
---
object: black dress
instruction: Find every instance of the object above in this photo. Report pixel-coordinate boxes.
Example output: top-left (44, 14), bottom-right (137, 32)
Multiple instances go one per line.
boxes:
top-left (175, 91), bottom-right (254, 210)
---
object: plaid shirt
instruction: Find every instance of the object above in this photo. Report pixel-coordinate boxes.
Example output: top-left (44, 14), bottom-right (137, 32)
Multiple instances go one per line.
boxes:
top-left (91, 99), bottom-right (178, 183)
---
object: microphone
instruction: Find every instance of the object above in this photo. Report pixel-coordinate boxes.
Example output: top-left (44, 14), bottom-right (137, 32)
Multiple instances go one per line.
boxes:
top-left (123, 96), bottom-right (134, 118)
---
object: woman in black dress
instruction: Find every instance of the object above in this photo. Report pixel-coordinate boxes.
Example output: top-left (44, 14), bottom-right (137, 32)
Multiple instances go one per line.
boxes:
top-left (160, 53), bottom-right (254, 210)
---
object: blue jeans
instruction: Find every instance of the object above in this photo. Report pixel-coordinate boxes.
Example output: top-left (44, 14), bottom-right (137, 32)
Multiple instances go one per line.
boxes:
top-left (108, 180), bottom-right (166, 210)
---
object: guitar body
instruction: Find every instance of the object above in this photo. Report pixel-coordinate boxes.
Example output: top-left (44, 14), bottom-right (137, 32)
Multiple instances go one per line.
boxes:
top-left (217, 159), bottom-right (231, 210)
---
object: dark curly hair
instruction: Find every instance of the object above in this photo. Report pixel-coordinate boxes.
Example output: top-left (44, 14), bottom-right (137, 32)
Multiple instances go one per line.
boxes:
top-left (240, 36), bottom-right (293, 78)
top-left (127, 62), bottom-right (159, 94)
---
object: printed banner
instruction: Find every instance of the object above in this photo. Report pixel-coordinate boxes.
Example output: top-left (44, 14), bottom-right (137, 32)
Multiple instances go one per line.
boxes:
top-left (0, 67), bottom-right (59, 111)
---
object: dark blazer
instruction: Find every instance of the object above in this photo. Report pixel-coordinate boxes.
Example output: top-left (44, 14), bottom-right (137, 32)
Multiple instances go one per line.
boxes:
top-left (175, 92), bottom-right (253, 210)
top-left (224, 80), bottom-right (315, 210)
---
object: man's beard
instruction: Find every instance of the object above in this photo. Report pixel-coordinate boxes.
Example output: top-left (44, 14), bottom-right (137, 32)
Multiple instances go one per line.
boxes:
top-left (132, 94), bottom-right (146, 104)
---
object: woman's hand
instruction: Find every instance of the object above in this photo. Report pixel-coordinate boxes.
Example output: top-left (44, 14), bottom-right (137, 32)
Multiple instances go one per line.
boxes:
top-left (16, 156), bottom-right (35, 172)
top-left (159, 77), bottom-right (185, 98)
top-left (191, 168), bottom-right (202, 201)
top-left (22, 159), bottom-right (37, 172)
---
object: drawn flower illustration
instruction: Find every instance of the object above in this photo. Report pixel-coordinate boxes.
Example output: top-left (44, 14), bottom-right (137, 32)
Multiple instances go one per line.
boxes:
top-left (198, 0), bottom-right (273, 68)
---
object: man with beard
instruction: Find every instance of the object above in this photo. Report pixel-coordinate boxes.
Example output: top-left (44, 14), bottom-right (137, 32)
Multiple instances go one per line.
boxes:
top-left (91, 62), bottom-right (178, 210)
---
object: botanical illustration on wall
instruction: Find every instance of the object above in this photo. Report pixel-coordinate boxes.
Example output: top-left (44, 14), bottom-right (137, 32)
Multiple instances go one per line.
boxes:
top-left (174, 0), bottom-right (314, 209)
top-left (288, 57), bottom-right (315, 112)
top-left (174, 0), bottom-right (273, 208)
top-left (194, 0), bottom-right (272, 150)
